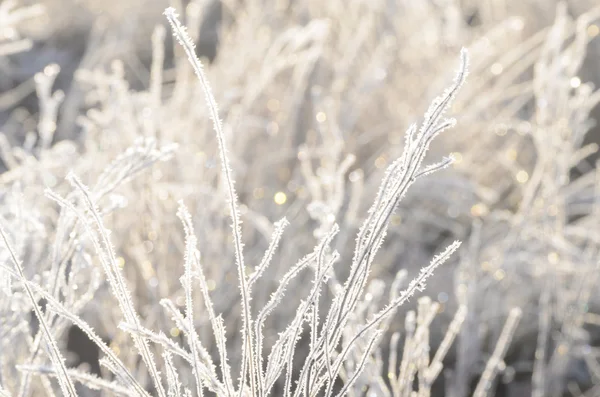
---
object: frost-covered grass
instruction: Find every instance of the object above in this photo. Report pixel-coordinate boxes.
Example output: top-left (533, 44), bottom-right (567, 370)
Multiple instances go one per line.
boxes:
top-left (1, 1), bottom-right (600, 396)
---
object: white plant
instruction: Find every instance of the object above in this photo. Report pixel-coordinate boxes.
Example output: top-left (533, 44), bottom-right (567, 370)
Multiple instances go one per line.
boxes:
top-left (0, 5), bottom-right (468, 396)
top-left (2, 1), bottom-right (600, 396)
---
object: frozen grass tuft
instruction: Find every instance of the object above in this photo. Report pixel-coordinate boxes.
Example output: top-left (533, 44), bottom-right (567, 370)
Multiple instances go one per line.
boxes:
top-left (2, 1), bottom-right (600, 396)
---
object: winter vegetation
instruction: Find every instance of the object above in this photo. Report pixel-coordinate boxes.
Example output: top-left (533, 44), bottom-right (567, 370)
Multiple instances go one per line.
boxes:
top-left (1, 0), bottom-right (600, 396)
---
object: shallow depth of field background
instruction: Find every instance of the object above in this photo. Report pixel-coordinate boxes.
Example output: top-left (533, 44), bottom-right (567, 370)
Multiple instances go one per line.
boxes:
top-left (2, 0), bottom-right (600, 396)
